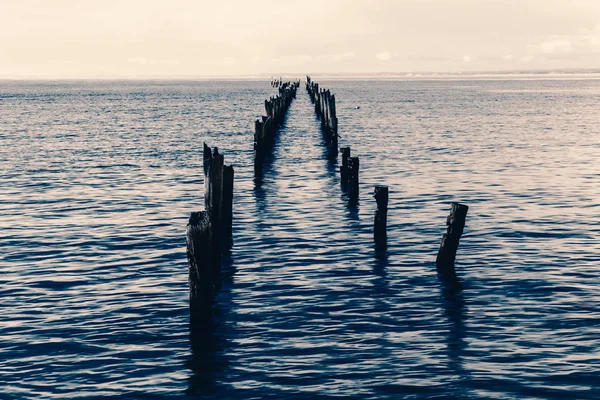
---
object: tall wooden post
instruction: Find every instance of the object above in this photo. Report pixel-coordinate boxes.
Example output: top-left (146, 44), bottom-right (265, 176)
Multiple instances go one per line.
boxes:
top-left (188, 144), bottom-right (235, 319)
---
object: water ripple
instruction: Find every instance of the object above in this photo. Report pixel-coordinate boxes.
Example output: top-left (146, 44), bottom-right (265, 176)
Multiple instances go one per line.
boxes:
top-left (1, 79), bottom-right (600, 399)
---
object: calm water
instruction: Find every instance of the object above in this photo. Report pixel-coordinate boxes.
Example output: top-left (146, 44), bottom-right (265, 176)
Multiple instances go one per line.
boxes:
top-left (1, 79), bottom-right (599, 399)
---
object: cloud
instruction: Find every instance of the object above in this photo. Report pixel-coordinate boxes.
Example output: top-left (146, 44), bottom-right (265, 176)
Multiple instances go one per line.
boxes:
top-left (318, 52), bottom-right (357, 63)
top-left (521, 54), bottom-right (534, 62)
top-left (222, 56), bottom-right (236, 66)
top-left (502, 54), bottom-right (515, 60)
top-left (540, 39), bottom-right (573, 54)
top-left (126, 57), bottom-right (149, 64)
top-left (462, 55), bottom-right (472, 62)
top-left (376, 51), bottom-right (392, 61)
top-left (268, 54), bottom-right (313, 67)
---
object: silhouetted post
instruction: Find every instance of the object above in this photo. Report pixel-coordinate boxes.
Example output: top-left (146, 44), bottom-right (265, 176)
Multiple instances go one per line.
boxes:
top-left (186, 211), bottom-right (218, 316)
top-left (205, 147), bottom-right (224, 223)
top-left (330, 94), bottom-right (338, 153)
top-left (254, 119), bottom-right (264, 169)
top-left (330, 94), bottom-right (337, 134)
top-left (374, 185), bottom-right (389, 244)
top-left (222, 165), bottom-right (234, 248)
top-left (436, 203), bottom-right (469, 275)
top-left (340, 147), bottom-right (351, 187)
top-left (188, 144), bottom-right (235, 318)
top-left (348, 156), bottom-right (360, 200)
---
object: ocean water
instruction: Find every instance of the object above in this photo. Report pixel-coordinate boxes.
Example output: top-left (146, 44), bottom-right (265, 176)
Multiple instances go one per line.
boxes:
top-left (1, 78), bottom-right (599, 399)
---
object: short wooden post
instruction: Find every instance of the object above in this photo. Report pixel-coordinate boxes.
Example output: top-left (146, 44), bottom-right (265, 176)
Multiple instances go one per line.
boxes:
top-left (374, 185), bottom-right (389, 243)
top-left (348, 156), bottom-right (360, 199)
top-left (222, 165), bottom-right (234, 248)
top-left (436, 203), bottom-right (469, 275)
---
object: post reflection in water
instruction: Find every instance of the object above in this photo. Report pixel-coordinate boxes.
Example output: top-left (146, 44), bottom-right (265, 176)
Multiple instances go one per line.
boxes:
top-left (344, 197), bottom-right (360, 222)
top-left (438, 272), bottom-right (472, 396)
top-left (186, 253), bottom-right (235, 397)
top-left (372, 243), bottom-right (389, 289)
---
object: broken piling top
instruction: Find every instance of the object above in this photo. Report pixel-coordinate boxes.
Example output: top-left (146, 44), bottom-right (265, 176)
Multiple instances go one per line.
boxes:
top-left (203, 144), bottom-right (224, 221)
top-left (373, 186), bottom-right (389, 208)
top-left (446, 202), bottom-right (468, 237)
top-left (436, 202), bottom-right (469, 274)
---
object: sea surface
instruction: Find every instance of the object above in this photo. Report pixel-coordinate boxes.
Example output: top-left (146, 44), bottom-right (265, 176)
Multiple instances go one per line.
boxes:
top-left (1, 79), bottom-right (599, 399)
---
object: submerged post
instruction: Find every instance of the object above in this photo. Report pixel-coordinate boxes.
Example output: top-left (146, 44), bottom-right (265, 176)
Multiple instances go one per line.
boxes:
top-left (374, 186), bottom-right (389, 244)
top-left (436, 202), bottom-right (469, 275)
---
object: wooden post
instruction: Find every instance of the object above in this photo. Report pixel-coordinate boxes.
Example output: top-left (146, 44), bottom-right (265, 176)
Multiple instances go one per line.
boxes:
top-left (254, 119), bottom-right (264, 167)
top-left (340, 147), bottom-right (351, 187)
top-left (186, 211), bottom-right (219, 316)
top-left (436, 203), bottom-right (469, 275)
top-left (205, 147), bottom-right (224, 223)
top-left (222, 165), bottom-right (234, 248)
top-left (187, 144), bottom-right (236, 321)
top-left (374, 185), bottom-right (389, 243)
top-left (254, 81), bottom-right (298, 173)
top-left (348, 156), bottom-right (360, 199)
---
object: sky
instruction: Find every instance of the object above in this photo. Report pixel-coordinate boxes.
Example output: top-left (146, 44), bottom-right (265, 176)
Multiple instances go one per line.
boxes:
top-left (1, 0), bottom-right (600, 78)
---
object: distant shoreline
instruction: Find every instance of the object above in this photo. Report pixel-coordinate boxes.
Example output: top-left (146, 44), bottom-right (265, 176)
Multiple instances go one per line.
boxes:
top-left (2, 69), bottom-right (600, 81)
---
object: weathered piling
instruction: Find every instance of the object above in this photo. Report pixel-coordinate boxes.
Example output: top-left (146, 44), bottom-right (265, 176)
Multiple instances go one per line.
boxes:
top-left (348, 156), bottom-right (360, 200)
top-left (436, 202), bottom-right (469, 276)
top-left (340, 147), bottom-right (351, 187)
top-left (187, 143), bottom-right (235, 316)
top-left (222, 165), bottom-right (234, 248)
top-left (374, 185), bottom-right (389, 244)
top-left (254, 80), bottom-right (300, 172)
top-left (306, 76), bottom-right (338, 154)
top-left (187, 211), bottom-right (218, 314)
top-left (204, 144), bottom-right (224, 223)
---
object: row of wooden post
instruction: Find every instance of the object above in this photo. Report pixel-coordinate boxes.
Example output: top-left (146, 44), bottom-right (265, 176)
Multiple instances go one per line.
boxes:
top-left (254, 80), bottom-right (300, 172)
top-left (186, 80), bottom-right (471, 323)
top-left (186, 144), bottom-right (234, 318)
top-left (305, 76), bottom-right (339, 155)
top-left (270, 77), bottom-right (283, 87)
top-left (304, 77), bottom-right (468, 275)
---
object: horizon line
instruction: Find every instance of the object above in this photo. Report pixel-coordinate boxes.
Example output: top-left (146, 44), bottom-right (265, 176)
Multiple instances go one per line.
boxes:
top-left (2, 68), bottom-right (600, 81)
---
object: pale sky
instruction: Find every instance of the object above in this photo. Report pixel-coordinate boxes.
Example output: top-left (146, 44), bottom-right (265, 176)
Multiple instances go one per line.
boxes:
top-left (1, 0), bottom-right (600, 78)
